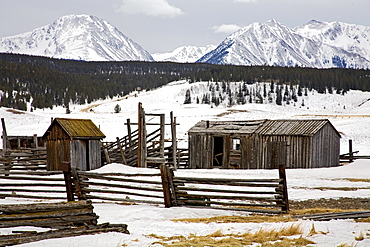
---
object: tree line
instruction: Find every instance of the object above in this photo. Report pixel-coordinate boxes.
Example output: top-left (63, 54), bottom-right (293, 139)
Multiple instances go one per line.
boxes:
top-left (0, 53), bottom-right (369, 111)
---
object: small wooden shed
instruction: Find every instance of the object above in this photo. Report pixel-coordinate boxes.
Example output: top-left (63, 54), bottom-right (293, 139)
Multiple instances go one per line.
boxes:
top-left (43, 118), bottom-right (106, 171)
top-left (188, 119), bottom-right (340, 169)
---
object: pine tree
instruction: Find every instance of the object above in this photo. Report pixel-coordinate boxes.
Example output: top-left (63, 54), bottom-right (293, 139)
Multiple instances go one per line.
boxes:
top-left (114, 104), bottom-right (121, 113)
top-left (276, 86), bottom-right (282, 105)
top-left (184, 89), bottom-right (191, 104)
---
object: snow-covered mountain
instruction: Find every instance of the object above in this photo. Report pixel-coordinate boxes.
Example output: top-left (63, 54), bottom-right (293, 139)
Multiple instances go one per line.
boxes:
top-left (197, 19), bottom-right (370, 69)
top-left (0, 14), bottom-right (154, 62)
top-left (152, 45), bottom-right (216, 63)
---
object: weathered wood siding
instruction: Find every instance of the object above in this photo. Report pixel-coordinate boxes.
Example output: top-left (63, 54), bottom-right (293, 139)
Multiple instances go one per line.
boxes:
top-left (188, 120), bottom-right (340, 169)
top-left (70, 140), bottom-right (87, 171)
top-left (89, 140), bottom-right (103, 170)
top-left (46, 139), bottom-right (70, 171)
top-left (258, 135), bottom-right (309, 169)
top-left (311, 123), bottom-right (340, 168)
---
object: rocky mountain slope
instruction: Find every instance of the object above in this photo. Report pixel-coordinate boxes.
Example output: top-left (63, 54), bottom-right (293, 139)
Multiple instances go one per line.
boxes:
top-left (0, 14), bottom-right (154, 62)
top-left (197, 20), bottom-right (370, 69)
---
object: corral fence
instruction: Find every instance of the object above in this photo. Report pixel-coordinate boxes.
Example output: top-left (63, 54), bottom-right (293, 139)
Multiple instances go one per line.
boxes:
top-left (161, 164), bottom-right (289, 214)
top-left (0, 157), bottom-right (289, 214)
top-left (0, 148), bottom-right (67, 200)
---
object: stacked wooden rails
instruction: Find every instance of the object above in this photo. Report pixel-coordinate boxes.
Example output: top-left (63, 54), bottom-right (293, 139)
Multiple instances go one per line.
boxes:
top-left (77, 171), bottom-right (164, 205)
top-left (0, 148), bottom-right (68, 201)
top-left (0, 147), bottom-right (47, 173)
top-left (160, 164), bottom-right (289, 214)
top-left (0, 200), bottom-right (98, 228)
top-left (0, 201), bottom-right (129, 246)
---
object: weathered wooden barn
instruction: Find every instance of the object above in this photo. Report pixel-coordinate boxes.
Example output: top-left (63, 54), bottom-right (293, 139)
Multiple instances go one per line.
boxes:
top-left (43, 118), bottom-right (106, 171)
top-left (188, 119), bottom-right (341, 169)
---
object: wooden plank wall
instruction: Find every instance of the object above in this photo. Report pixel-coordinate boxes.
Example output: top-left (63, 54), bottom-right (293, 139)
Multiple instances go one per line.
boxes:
top-left (189, 122), bottom-right (340, 169)
top-left (311, 123), bottom-right (340, 168)
top-left (47, 139), bottom-right (70, 171)
top-left (89, 140), bottom-right (102, 170)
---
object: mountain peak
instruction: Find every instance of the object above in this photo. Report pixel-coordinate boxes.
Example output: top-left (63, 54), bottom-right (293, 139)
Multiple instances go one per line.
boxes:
top-left (197, 19), bottom-right (370, 69)
top-left (0, 14), bottom-right (154, 62)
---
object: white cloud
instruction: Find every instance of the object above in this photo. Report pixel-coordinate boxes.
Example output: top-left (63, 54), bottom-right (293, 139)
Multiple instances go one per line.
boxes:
top-left (116, 0), bottom-right (184, 18)
top-left (212, 24), bottom-right (242, 34)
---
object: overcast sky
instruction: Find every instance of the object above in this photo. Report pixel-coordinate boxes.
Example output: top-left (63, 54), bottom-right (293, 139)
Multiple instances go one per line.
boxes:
top-left (1, 0), bottom-right (369, 53)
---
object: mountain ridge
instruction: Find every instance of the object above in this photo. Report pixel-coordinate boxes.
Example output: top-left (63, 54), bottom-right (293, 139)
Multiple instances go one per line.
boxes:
top-left (197, 19), bottom-right (370, 69)
top-left (0, 14), bottom-right (154, 62)
top-left (151, 45), bottom-right (216, 63)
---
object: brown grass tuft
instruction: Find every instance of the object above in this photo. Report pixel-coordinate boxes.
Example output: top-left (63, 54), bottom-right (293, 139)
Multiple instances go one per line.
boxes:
top-left (172, 214), bottom-right (295, 224)
top-left (148, 223), bottom-right (313, 247)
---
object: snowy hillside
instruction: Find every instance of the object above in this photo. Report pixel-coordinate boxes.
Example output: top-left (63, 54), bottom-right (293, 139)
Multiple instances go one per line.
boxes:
top-left (1, 80), bottom-right (370, 246)
top-left (1, 80), bottom-right (370, 155)
top-left (152, 45), bottom-right (216, 63)
top-left (0, 14), bottom-right (154, 62)
top-left (198, 19), bottom-right (370, 69)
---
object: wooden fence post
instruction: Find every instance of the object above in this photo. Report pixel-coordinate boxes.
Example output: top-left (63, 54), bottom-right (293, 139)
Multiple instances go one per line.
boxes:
top-left (61, 162), bottom-right (74, 202)
top-left (349, 139), bottom-right (353, 163)
top-left (1, 118), bottom-right (10, 153)
top-left (278, 164), bottom-right (289, 213)
top-left (116, 137), bottom-right (127, 165)
top-left (170, 112), bottom-right (178, 170)
top-left (160, 164), bottom-right (173, 207)
top-left (71, 168), bottom-right (86, 201)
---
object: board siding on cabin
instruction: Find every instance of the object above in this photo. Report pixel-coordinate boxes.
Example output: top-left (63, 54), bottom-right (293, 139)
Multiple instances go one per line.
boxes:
top-left (188, 120), bottom-right (340, 169)
top-left (89, 140), bottom-right (102, 170)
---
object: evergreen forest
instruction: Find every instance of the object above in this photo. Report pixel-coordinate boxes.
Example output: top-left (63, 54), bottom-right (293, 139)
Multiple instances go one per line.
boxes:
top-left (0, 53), bottom-right (369, 111)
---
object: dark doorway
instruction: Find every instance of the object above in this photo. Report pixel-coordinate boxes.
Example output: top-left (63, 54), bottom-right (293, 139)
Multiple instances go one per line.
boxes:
top-left (213, 137), bottom-right (224, 167)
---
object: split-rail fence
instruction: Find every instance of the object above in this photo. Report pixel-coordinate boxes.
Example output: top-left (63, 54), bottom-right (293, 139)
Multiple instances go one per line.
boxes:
top-left (0, 154), bottom-right (289, 214)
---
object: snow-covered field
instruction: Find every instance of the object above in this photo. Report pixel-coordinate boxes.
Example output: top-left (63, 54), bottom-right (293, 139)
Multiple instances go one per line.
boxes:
top-left (1, 80), bottom-right (370, 246)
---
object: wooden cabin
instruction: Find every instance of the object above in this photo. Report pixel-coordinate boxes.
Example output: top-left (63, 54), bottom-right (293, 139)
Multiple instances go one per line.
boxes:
top-left (43, 118), bottom-right (106, 171)
top-left (188, 119), bottom-right (341, 169)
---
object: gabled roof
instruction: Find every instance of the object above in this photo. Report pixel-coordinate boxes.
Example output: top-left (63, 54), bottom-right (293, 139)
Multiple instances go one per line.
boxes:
top-left (43, 118), bottom-right (106, 139)
top-left (188, 119), bottom-right (340, 137)
top-left (255, 119), bottom-right (340, 136)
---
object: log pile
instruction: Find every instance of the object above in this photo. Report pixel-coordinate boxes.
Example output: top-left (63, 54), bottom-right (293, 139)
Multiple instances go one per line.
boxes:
top-left (0, 200), bottom-right (129, 246)
top-left (0, 200), bottom-right (98, 229)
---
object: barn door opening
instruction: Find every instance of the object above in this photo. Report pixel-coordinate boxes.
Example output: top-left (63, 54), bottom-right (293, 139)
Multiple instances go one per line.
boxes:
top-left (213, 137), bottom-right (224, 167)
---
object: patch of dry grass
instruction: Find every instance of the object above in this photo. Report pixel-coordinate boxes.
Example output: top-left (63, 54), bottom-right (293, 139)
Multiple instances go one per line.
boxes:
top-left (355, 217), bottom-right (370, 223)
top-left (342, 178), bottom-right (370, 183)
top-left (292, 186), bottom-right (364, 191)
top-left (290, 208), bottom-right (362, 216)
top-left (6, 109), bottom-right (25, 114)
top-left (148, 223), bottom-right (312, 247)
top-left (172, 214), bottom-right (295, 224)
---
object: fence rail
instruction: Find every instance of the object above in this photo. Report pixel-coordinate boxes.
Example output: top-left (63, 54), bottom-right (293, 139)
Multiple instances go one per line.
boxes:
top-left (76, 171), bottom-right (164, 204)
top-left (161, 164), bottom-right (289, 214)
top-left (0, 154), bottom-right (289, 214)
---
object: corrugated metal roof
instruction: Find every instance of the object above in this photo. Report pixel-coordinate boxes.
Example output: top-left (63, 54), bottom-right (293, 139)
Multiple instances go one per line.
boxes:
top-left (255, 119), bottom-right (331, 136)
top-left (45, 118), bottom-right (106, 139)
top-left (188, 119), bottom-right (339, 137)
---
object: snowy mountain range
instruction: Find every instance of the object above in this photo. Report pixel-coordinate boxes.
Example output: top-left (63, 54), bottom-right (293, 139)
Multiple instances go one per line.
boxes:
top-left (0, 15), bottom-right (369, 68)
top-left (152, 45), bottom-right (216, 63)
top-left (197, 19), bottom-right (370, 69)
top-left (0, 14), bottom-right (154, 62)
